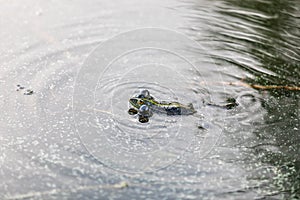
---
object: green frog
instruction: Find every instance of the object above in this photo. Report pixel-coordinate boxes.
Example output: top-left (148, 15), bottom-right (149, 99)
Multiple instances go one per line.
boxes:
top-left (128, 90), bottom-right (196, 123)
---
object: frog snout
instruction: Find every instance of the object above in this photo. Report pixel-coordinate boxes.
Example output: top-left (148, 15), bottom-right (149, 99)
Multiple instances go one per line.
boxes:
top-left (129, 98), bottom-right (138, 105)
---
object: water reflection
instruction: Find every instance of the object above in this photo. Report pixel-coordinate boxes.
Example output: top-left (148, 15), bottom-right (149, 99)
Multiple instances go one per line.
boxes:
top-left (218, 0), bottom-right (300, 87)
top-left (1, 0), bottom-right (299, 199)
top-left (190, 0), bottom-right (300, 198)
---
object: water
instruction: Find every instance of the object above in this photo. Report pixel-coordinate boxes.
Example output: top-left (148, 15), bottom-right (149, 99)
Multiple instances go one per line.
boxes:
top-left (1, 0), bottom-right (299, 199)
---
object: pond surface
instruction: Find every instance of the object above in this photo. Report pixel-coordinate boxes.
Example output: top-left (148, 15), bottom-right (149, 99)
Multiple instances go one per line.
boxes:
top-left (0, 0), bottom-right (299, 199)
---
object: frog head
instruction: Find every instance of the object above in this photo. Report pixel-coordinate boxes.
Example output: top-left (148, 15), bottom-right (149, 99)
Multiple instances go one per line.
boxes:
top-left (129, 97), bottom-right (145, 109)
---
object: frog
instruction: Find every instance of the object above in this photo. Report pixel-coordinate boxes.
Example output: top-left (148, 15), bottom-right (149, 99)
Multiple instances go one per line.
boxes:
top-left (128, 90), bottom-right (196, 123)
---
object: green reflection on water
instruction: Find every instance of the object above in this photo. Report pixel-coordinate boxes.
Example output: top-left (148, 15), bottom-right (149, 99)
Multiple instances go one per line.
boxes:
top-left (220, 0), bottom-right (299, 86)
top-left (215, 0), bottom-right (299, 198)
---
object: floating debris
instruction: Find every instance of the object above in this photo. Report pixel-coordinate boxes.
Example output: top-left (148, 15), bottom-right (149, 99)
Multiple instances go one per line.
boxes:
top-left (16, 84), bottom-right (34, 95)
top-left (112, 181), bottom-right (129, 189)
top-left (24, 89), bottom-right (34, 95)
top-left (16, 84), bottom-right (25, 91)
top-left (197, 125), bottom-right (206, 130)
top-left (225, 97), bottom-right (239, 109)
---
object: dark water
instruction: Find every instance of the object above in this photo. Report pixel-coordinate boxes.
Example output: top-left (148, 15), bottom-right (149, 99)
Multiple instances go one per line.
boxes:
top-left (0, 0), bottom-right (299, 199)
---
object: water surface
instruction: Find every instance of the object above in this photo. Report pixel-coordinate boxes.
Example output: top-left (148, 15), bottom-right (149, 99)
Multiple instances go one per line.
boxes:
top-left (0, 0), bottom-right (299, 199)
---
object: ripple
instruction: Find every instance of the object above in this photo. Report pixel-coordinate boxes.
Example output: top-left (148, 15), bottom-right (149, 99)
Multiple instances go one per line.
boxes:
top-left (72, 28), bottom-right (218, 173)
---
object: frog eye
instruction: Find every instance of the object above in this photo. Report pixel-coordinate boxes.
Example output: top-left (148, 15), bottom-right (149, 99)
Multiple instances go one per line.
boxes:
top-left (139, 105), bottom-right (149, 112)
